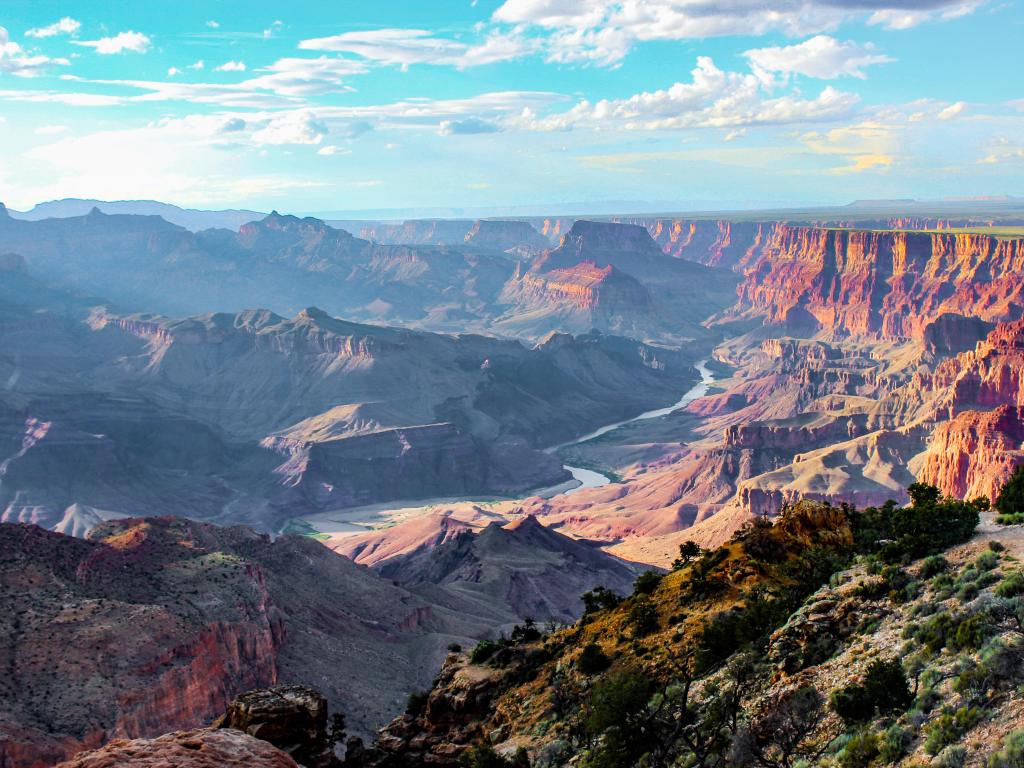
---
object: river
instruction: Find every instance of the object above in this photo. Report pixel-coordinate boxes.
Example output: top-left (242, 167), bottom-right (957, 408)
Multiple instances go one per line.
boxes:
top-left (297, 359), bottom-right (714, 536)
top-left (555, 358), bottom-right (714, 494)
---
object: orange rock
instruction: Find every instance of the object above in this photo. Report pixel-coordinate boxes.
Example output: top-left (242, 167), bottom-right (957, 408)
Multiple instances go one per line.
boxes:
top-left (54, 728), bottom-right (299, 768)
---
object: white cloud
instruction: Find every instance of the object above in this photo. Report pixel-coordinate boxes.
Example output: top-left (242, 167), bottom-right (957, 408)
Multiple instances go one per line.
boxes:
top-left (512, 57), bottom-right (858, 131)
top-left (34, 124), bottom-right (69, 135)
top-left (438, 117), bottom-right (501, 135)
top-left (937, 100), bottom-right (967, 120)
top-left (801, 120), bottom-right (900, 174)
top-left (0, 88), bottom-right (123, 106)
top-left (74, 31), bottom-right (151, 55)
top-left (250, 110), bottom-right (328, 145)
top-left (0, 27), bottom-right (70, 77)
top-left (979, 137), bottom-right (1024, 164)
top-left (167, 67), bottom-right (182, 77)
top-left (868, 2), bottom-right (981, 29)
top-left (190, 60), bottom-right (205, 70)
top-left (216, 60), bottom-right (246, 72)
top-left (493, 0), bottom-right (986, 65)
top-left (26, 17), bottom-right (81, 38)
top-left (316, 144), bottom-right (351, 155)
top-left (744, 36), bottom-right (894, 81)
top-left (299, 28), bottom-right (534, 68)
top-left (206, 20), bottom-right (220, 29)
top-left (243, 56), bottom-right (366, 96)
top-left (263, 21), bottom-right (283, 39)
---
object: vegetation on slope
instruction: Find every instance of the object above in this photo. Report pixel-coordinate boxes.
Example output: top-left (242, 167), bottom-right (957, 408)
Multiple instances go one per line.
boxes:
top-left (366, 481), bottom-right (1024, 767)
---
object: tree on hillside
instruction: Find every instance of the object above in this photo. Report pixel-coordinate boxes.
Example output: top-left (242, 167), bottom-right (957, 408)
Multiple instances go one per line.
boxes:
top-left (672, 540), bottom-right (705, 571)
top-left (996, 464), bottom-right (1024, 516)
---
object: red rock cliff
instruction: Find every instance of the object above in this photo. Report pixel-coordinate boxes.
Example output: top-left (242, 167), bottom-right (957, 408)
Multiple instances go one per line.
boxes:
top-left (729, 227), bottom-right (1024, 338)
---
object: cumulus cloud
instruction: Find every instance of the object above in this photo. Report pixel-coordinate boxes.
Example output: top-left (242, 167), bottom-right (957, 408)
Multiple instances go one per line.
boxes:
top-left (744, 36), bottom-right (894, 81)
top-left (299, 28), bottom-right (534, 68)
top-left (74, 31), bottom-right (151, 54)
top-left (250, 110), bottom-right (328, 145)
top-left (937, 100), bottom-right (967, 120)
top-left (215, 60), bottom-right (246, 72)
top-left (167, 67), bottom-right (182, 77)
top-left (206, 20), bottom-right (220, 29)
top-left (512, 57), bottom-right (859, 131)
top-left (26, 17), bottom-right (81, 38)
top-left (0, 26), bottom-right (70, 76)
top-left (493, 0), bottom-right (986, 65)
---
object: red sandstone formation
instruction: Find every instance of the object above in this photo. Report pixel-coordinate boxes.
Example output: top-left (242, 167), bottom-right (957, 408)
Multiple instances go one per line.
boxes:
top-left (726, 227), bottom-right (1024, 339)
top-left (919, 406), bottom-right (1024, 502)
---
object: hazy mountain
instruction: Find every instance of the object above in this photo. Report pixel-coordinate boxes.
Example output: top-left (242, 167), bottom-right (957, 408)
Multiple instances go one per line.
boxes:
top-left (8, 198), bottom-right (266, 232)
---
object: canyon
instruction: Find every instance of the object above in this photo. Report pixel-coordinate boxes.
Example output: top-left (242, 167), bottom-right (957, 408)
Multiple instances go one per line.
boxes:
top-left (3, 198), bottom-right (1024, 766)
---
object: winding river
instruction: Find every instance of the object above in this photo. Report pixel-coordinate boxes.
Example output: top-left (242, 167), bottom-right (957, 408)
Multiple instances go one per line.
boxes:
top-left (299, 359), bottom-right (714, 536)
top-left (554, 358), bottom-right (714, 495)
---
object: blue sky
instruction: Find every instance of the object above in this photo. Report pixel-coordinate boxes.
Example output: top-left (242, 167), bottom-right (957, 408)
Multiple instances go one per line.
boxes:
top-left (0, 0), bottom-right (1021, 213)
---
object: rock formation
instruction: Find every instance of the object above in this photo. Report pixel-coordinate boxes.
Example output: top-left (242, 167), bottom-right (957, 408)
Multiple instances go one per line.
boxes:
top-left (54, 729), bottom-right (299, 768)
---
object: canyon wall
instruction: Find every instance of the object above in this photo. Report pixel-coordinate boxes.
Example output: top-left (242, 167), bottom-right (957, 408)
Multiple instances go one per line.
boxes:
top-left (726, 228), bottom-right (1024, 339)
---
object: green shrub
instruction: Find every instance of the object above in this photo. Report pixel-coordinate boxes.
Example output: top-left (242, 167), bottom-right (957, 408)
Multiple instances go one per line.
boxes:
top-left (856, 484), bottom-right (983, 561)
top-left (912, 611), bottom-right (955, 653)
top-left (996, 513), bottom-right (1024, 526)
top-left (672, 541), bottom-right (704, 571)
top-left (633, 570), bottom-right (663, 595)
top-left (836, 729), bottom-right (879, 768)
top-left (878, 725), bottom-right (911, 764)
top-left (924, 706), bottom-right (983, 755)
top-left (577, 642), bottom-right (611, 675)
top-left (583, 670), bottom-right (657, 766)
top-left (951, 613), bottom-right (992, 651)
top-left (919, 555), bottom-right (949, 579)
top-left (406, 690), bottom-right (429, 716)
top-left (458, 743), bottom-right (529, 768)
top-left (627, 596), bottom-right (658, 636)
top-left (995, 465), bottom-right (1024, 517)
top-left (976, 550), bottom-right (1001, 571)
top-left (582, 586), bottom-right (622, 614)
top-left (830, 659), bottom-right (913, 726)
top-left (988, 729), bottom-right (1024, 767)
top-left (935, 745), bottom-right (969, 768)
top-left (996, 572), bottom-right (1024, 598)
top-left (470, 639), bottom-right (501, 664)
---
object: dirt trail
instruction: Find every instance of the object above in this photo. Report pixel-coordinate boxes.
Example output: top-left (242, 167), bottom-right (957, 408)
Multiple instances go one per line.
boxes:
top-left (973, 511), bottom-right (1024, 557)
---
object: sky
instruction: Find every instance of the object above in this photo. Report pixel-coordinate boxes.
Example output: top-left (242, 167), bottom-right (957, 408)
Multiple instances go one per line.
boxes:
top-left (0, 0), bottom-right (1021, 214)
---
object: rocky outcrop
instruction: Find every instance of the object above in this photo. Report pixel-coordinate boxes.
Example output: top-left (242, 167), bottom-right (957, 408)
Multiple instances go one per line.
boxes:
top-left (1, 515), bottom-right (581, 766)
top-left (497, 220), bottom-right (738, 340)
top-left (0, 520), bottom-right (283, 767)
top-left (919, 406), bottom-right (1024, 501)
top-left (55, 729), bottom-right (299, 768)
top-left (922, 313), bottom-right (995, 359)
top-left (214, 686), bottom-right (334, 768)
top-left (375, 516), bottom-right (642, 624)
